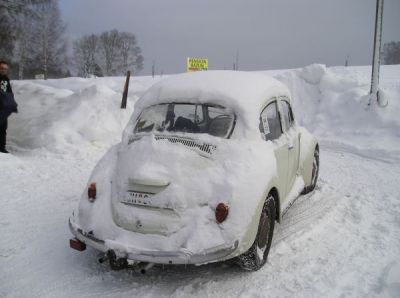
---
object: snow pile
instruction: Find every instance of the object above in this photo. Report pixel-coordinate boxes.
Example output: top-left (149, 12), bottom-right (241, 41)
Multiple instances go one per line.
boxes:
top-left (8, 65), bottom-right (399, 161)
top-left (273, 64), bottom-right (400, 161)
top-left (9, 76), bottom-right (159, 153)
top-left (8, 65), bottom-right (400, 160)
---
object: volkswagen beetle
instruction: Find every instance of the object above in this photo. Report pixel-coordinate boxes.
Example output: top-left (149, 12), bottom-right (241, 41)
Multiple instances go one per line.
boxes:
top-left (69, 71), bottom-right (319, 271)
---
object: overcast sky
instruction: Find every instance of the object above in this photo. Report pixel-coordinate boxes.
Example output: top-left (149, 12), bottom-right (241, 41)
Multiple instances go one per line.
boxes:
top-left (59, 0), bottom-right (400, 75)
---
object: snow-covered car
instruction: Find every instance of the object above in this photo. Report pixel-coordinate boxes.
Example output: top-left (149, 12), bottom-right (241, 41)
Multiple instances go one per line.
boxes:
top-left (69, 71), bottom-right (319, 271)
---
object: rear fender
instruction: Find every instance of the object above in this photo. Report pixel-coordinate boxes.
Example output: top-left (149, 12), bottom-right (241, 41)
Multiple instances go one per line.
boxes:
top-left (298, 128), bottom-right (318, 187)
top-left (231, 180), bottom-right (280, 258)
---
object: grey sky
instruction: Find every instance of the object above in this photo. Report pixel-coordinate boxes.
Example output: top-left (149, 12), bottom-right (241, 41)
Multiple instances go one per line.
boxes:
top-left (59, 0), bottom-right (400, 75)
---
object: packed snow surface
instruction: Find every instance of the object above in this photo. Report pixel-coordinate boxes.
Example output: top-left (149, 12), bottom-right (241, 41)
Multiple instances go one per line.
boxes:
top-left (1, 65), bottom-right (400, 297)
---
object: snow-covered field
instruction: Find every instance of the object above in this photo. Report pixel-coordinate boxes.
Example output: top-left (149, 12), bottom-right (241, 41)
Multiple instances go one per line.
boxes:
top-left (1, 65), bottom-right (399, 297)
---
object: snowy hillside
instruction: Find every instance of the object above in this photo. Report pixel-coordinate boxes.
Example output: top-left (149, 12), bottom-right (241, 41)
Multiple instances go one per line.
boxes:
top-left (1, 65), bottom-right (400, 297)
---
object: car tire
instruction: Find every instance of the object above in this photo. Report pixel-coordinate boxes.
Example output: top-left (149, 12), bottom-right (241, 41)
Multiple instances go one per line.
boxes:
top-left (302, 147), bottom-right (319, 194)
top-left (236, 195), bottom-right (276, 271)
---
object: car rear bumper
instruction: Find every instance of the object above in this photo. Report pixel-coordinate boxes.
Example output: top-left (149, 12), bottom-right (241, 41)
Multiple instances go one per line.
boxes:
top-left (69, 218), bottom-right (238, 265)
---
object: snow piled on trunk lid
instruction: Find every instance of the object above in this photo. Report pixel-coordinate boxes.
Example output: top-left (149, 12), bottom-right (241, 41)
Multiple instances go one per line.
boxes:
top-left (81, 133), bottom-right (277, 253)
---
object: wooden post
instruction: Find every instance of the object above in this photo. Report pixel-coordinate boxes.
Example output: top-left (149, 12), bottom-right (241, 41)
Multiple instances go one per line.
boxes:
top-left (369, 0), bottom-right (384, 106)
top-left (121, 70), bottom-right (131, 109)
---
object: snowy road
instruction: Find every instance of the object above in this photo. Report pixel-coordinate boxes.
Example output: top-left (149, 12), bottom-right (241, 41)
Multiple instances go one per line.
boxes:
top-left (1, 143), bottom-right (399, 298)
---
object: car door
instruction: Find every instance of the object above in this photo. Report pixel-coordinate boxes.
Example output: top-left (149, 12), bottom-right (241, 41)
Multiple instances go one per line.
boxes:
top-left (259, 100), bottom-right (290, 199)
top-left (279, 98), bottom-right (300, 195)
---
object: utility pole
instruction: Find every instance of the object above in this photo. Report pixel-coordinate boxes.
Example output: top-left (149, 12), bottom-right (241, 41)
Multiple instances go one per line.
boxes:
top-left (369, 0), bottom-right (387, 107)
top-left (235, 50), bottom-right (239, 71)
top-left (152, 60), bottom-right (155, 78)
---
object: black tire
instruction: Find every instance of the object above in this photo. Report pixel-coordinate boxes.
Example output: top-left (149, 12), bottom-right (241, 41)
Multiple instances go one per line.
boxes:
top-left (302, 147), bottom-right (319, 194)
top-left (236, 196), bottom-right (276, 271)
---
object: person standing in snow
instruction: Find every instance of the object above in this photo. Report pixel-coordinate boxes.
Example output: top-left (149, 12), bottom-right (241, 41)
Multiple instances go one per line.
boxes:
top-left (0, 61), bottom-right (18, 154)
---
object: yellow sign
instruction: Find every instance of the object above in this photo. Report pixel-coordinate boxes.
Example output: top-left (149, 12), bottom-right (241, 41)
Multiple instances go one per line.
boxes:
top-left (187, 57), bottom-right (208, 72)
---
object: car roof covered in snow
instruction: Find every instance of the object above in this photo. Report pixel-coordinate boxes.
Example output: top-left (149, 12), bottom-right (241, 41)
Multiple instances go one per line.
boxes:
top-left (135, 70), bottom-right (290, 114)
top-left (129, 71), bottom-right (291, 138)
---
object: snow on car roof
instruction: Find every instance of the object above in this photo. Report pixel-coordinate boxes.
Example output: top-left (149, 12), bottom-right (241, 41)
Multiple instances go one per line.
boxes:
top-left (131, 71), bottom-right (291, 137)
top-left (136, 70), bottom-right (290, 112)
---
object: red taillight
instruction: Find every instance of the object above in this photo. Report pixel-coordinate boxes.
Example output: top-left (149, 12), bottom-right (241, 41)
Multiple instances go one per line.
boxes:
top-left (88, 183), bottom-right (96, 202)
top-left (216, 203), bottom-right (229, 223)
top-left (69, 238), bottom-right (86, 251)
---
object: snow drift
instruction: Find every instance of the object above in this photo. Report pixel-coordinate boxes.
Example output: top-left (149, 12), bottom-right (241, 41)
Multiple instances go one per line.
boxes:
top-left (8, 77), bottom-right (160, 153)
top-left (272, 64), bottom-right (400, 161)
top-left (7, 65), bottom-right (400, 161)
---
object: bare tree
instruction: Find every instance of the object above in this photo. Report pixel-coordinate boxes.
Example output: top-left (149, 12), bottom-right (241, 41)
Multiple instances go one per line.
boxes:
top-left (0, 12), bottom-right (15, 63)
top-left (73, 29), bottom-right (144, 77)
top-left (383, 41), bottom-right (400, 65)
top-left (73, 34), bottom-right (102, 77)
top-left (0, 0), bottom-right (68, 79)
top-left (99, 30), bottom-right (121, 76)
top-left (14, 11), bottom-right (35, 79)
top-left (29, 0), bottom-right (67, 79)
top-left (119, 32), bottom-right (144, 73)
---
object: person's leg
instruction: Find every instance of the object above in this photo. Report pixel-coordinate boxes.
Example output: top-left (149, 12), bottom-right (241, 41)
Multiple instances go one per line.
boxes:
top-left (0, 118), bottom-right (8, 153)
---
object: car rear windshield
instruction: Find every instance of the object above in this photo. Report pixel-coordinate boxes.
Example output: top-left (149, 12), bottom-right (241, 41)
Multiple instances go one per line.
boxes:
top-left (134, 103), bottom-right (235, 138)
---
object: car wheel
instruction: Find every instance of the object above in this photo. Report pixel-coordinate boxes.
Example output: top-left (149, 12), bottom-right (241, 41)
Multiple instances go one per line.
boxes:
top-left (302, 147), bottom-right (319, 194)
top-left (236, 195), bottom-right (276, 271)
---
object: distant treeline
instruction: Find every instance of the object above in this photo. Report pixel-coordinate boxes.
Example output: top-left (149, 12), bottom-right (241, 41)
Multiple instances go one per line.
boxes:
top-left (1, 1), bottom-right (398, 80)
top-left (73, 31), bottom-right (143, 78)
top-left (0, 0), bottom-right (143, 79)
top-left (382, 41), bottom-right (400, 65)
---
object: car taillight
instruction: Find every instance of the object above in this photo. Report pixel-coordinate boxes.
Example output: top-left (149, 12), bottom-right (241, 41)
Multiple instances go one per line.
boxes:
top-left (216, 203), bottom-right (229, 223)
top-left (70, 238), bottom-right (86, 251)
top-left (88, 183), bottom-right (96, 202)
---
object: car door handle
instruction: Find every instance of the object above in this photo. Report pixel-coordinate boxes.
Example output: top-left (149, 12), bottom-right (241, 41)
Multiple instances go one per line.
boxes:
top-left (288, 145), bottom-right (294, 150)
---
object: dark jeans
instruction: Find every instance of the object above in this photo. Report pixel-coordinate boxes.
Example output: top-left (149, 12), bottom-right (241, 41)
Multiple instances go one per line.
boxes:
top-left (0, 118), bottom-right (7, 151)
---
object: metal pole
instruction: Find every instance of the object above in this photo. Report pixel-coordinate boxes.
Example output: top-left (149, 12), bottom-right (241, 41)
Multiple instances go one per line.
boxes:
top-left (369, 0), bottom-right (384, 106)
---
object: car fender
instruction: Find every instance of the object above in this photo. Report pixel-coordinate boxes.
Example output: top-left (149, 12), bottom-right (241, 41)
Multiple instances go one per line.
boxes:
top-left (298, 127), bottom-right (318, 187)
top-left (77, 144), bottom-right (120, 231)
top-left (226, 179), bottom-right (281, 259)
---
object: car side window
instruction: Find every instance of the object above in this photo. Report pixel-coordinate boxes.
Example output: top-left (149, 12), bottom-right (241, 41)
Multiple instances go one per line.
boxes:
top-left (260, 101), bottom-right (282, 141)
top-left (281, 100), bottom-right (294, 130)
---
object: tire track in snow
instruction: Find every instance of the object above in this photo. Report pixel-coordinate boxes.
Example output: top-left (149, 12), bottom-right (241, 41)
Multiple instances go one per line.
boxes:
top-left (273, 179), bottom-right (342, 245)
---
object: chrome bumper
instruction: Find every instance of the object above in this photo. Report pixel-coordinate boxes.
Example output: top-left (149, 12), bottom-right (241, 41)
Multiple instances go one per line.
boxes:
top-left (69, 218), bottom-right (238, 265)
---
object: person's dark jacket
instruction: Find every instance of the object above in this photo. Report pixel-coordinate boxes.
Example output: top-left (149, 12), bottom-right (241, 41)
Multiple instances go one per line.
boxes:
top-left (0, 74), bottom-right (13, 94)
top-left (0, 74), bottom-right (18, 126)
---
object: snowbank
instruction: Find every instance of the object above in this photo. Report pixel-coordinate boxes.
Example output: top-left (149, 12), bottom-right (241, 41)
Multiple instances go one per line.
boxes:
top-left (8, 65), bottom-right (400, 161)
top-left (273, 64), bottom-right (400, 161)
top-left (8, 76), bottom-right (160, 153)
